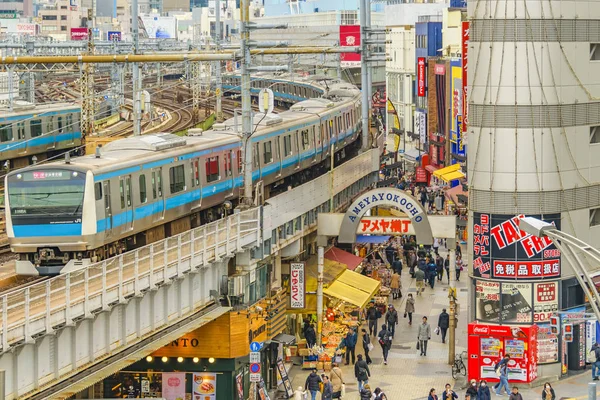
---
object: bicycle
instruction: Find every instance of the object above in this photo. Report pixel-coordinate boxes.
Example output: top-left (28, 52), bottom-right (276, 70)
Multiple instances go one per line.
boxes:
top-left (451, 351), bottom-right (467, 379)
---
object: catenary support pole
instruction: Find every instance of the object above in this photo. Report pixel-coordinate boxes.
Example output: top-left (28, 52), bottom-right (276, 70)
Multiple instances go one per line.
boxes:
top-left (365, 0), bottom-right (373, 121)
top-left (132, 0), bottom-right (141, 136)
top-left (317, 245), bottom-right (324, 346)
top-left (589, 382), bottom-right (597, 400)
top-left (0, 370), bottom-right (5, 400)
top-left (215, 0), bottom-right (223, 121)
top-left (241, 0), bottom-right (253, 206)
top-left (360, 0), bottom-right (369, 150)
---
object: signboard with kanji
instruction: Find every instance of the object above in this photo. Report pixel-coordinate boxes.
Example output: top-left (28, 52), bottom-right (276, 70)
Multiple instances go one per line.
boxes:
top-left (472, 213), bottom-right (561, 279)
top-left (357, 217), bottom-right (413, 235)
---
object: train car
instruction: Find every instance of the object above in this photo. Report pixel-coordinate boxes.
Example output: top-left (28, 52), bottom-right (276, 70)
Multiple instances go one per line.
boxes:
top-left (0, 102), bottom-right (82, 169)
top-left (222, 73), bottom-right (325, 105)
top-left (4, 79), bottom-right (362, 275)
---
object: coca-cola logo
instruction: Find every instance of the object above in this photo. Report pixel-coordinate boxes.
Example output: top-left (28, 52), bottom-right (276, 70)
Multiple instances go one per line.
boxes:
top-left (168, 377), bottom-right (181, 386)
top-left (473, 326), bottom-right (489, 334)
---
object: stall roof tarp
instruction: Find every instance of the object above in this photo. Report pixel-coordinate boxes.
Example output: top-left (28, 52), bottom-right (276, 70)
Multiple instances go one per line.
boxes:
top-left (325, 247), bottom-right (364, 271)
top-left (433, 163), bottom-right (460, 179)
top-left (441, 170), bottom-right (465, 182)
top-left (324, 270), bottom-right (381, 308)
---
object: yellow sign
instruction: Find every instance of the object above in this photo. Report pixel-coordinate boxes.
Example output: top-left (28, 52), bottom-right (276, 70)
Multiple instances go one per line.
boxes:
top-left (215, 88), bottom-right (221, 96)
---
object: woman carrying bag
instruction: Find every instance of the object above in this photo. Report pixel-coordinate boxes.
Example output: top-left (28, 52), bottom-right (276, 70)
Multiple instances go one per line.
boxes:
top-left (541, 382), bottom-right (556, 400)
top-left (330, 363), bottom-right (344, 399)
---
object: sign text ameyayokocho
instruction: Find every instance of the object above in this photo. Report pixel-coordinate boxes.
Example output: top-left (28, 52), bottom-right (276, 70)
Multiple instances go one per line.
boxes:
top-left (472, 213), bottom-right (561, 279)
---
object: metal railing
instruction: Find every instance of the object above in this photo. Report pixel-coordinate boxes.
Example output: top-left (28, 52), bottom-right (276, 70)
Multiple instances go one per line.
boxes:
top-left (0, 207), bottom-right (261, 352)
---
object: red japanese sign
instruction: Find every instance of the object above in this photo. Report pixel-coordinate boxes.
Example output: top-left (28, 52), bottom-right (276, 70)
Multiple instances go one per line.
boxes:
top-left (417, 57), bottom-right (426, 97)
top-left (434, 63), bottom-right (445, 75)
top-left (461, 22), bottom-right (469, 135)
top-left (357, 217), bottom-right (412, 235)
top-left (70, 27), bottom-right (88, 41)
top-left (415, 166), bottom-right (427, 183)
top-left (340, 25), bottom-right (361, 67)
top-left (492, 260), bottom-right (560, 279)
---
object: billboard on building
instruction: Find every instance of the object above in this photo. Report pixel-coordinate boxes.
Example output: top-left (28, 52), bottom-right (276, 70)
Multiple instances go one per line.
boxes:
top-left (450, 61), bottom-right (464, 158)
top-left (140, 16), bottom-right (177, 39)
top-left (289, 262), bottom-right (305, 308)
top-left (414, 110), bottom-right (426, 145)
top-left (417, 57), bottom-right (426, 97)
top-left (107, 31), bottom-right (121, 41)
top-left (471, 213), bottom-right (562, 279)
top-left (70, 27), bottom-right (88, 40)
top-left (462, 22), bottom-right (469, 141)
top-left (339, 25), bottom-right (360, 67)
top-left (17, 23), bottom-right (35, 35)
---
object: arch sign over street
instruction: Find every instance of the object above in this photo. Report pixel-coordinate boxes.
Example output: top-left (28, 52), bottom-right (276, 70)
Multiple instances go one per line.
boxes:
top-left (338, 187), bottom-right (434, 245)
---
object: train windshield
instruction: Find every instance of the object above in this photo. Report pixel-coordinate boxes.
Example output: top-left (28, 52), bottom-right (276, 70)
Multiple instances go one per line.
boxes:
top-left (8, 169), bottom-right (85, 222)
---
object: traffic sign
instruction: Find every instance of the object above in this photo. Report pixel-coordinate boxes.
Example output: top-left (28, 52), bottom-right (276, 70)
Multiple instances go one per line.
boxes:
top-left (250, 363), bottom-right (261, 374)
top-left (250, 341), bottom-right (262, 352)
top-left (250, 373), bottom-right (261, 382)
top-left (250, 351), bottom-right (260, 363)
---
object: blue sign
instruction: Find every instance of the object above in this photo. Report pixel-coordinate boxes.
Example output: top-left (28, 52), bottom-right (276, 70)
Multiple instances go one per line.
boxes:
top-left (249, 363), bottom-right (261, 374)
top-left (250, 341), bottom-right (262, 352)
top-left (107, 31), bottom-right (121, 41)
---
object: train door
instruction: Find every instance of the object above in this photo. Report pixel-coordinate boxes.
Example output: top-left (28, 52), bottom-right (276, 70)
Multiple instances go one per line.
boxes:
top-left (275, 136), bottom-right (282, 177)
top-left (119, 175), bottom-right (133, 233)
top-left (253, 143), bottom-right (261, 178)
top-left (151, 168), bottom-right (165, 222)
top-left (103, 181), bottom-right (113, 239)
top-left (225, 151), bottom-right (234, 196)
top-left (294, 130), bottom-right (300, 168)
top-left (191, 158), bottom-right (202, 208)
top-left (312, 125), bottom-right (318, 162)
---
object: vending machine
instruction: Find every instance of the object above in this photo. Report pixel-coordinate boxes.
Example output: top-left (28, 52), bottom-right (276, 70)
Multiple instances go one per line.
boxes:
top-left (467, 322), bottom-right (538, 383)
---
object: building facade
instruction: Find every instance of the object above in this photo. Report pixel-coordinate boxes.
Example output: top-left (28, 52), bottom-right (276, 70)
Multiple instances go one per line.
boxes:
top-left (38, 0), bottom-right (83, 41)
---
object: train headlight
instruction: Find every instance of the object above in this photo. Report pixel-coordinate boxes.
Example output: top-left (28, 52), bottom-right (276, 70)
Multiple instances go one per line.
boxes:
top-left (72, 172), bottom-right (78, 177)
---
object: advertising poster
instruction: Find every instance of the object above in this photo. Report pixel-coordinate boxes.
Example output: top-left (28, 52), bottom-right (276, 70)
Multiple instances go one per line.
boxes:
top-left (533, 282), bottom-right (559, 322)
top-left (162, 372), bottom-right (186, 400)
top-left (537, 323), bottom-right (559, 364)
top-left (586, 320), bottom-right (597, 363)
top-left (414, 111), bottom-right (427, 145)
top-left (70, 27), bottom-right (88, 40)
top-left (339, 25), bottom-right (360, 67)
top-left (461, 21), bottom-right (469, 139)
top-left (276, 359), bottom-right (294, 398)
top-left (236, 373), bottom-right (244, 400)
top-left (140, 16), bottom-right (177, 39)
top-left (472, 213), bottom-right (561, 279)
top-left (475, 280), bottom-right (500, 322)
top-left (107, 31), bottom-right (121, 41)
top-left (501, 283), bottom-right (533, 323)
top-left (417, 57), bottom-right (426, 97)
top-left (193, 373), bottom-right (216, 400)
top-left (290, 262), bottom-right (305, 308)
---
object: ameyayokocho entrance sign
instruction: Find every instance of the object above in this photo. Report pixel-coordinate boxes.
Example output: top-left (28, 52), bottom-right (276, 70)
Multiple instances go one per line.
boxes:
top-left (338, 188), bottom-right (434, 245)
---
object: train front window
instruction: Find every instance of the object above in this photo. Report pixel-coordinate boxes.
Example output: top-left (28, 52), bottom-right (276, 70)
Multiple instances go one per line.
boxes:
top-left (8, 169), bottom-right (85, 220)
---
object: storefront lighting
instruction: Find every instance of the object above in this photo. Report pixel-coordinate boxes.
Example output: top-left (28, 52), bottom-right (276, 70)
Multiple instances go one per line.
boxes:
top-left (161, 356), bottom-right (168, 363)
top-left (193, 357), bottom-right (200, 363)
top-left (177, 357), bottom-right (184, 363)
top-left (208, 357), bottom-right (215, 364)
top-left (146, 356), bottom-right (153, 362)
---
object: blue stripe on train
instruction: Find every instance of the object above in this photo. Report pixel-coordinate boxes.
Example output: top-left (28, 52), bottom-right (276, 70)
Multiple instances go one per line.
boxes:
top-left (13, 223), bottom-right (82, 237)
top-left (0, 131), bottom-right (82, 152)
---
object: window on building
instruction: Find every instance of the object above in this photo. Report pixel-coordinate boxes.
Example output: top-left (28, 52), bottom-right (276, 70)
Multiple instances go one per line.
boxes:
top-left (139, 175), bottom-right (147, 203)
top-left (60, 5), bottom-right (67, 9)
top-left (30, 119), bottom-right (42, 137)
top-left (169, 165), bottom-right (185, 194)
top-left (60, 15), bottom-right (67, 20)
top-left (205, 156), bottom-right (219, 183)
top-left (590, 126), bottom-right (600, 144)
top-left (591, 44), bottom-right (600, 61)
top-left (591, 207), bottom-right (600, 226)
top-left (263, 141), bottom-right (272, 164)
top-left (42, 15), bottom-right (57, 20)
top-left (0, 125), bottom-right (12, 142)
top-left (61, 26), bottom-right (67, 31)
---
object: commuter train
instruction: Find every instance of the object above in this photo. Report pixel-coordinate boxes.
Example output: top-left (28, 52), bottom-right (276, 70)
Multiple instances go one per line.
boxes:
top-left (0, 102), bottom-right (82, 169)
top-left (5, 77), bottom-right (363, 275)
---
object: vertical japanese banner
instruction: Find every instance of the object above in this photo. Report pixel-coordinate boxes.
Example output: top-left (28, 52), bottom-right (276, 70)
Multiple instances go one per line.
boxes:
top-left (461, 21), bottom-right (469, 142)
top-left (290, 262), bottom-right (305, 308)
top-left (193, 372), bottom-right (217, 399)
top-left (417, 57), bottom-right (426, 97)
top-left (162, 372), bottom-right (186, 400)
top-left (339, 25), bottom-right (361, 67)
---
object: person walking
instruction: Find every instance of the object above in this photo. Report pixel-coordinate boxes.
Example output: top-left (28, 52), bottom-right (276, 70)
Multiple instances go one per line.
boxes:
top-left (361, 328), bottom-right (373, 364)
top-left (354, 354), bottom-right (370, 391)
top-left (436, 254), bottom-right (444, 281)
top-left (367, 303), bottom-right (381, 336)
top-left (437, 309), bottom-right (450, 344)
top-left (415, 268), bottom-right (425, 295)
top-left (418, 316), bottom-right (431, 356)
top-left (494, 355), bottom-right (511, 395)
top-left (455, 243), bottom-right (462, 259)
top-left (477, 380), bottom-right (491, 400)
top-left (374, 387), bottom-right (388, 400)
top-left (592, 342), bottom-right (600, 380)
top-left (304, 369), bottom-right (322, 400)
top-left (428, 388), bottom-right (438, 400)
top-left (444, 254), bottom-right (451, 284)
top-left (385, 305), bottom-right (399, 338)
top-left (508, 387), bottom-right (523, 400)
top-left (378, 324), bottom-right (392, 365)
top-left (293, 386), bottom-right (307, 400)
top-left (427, 257), bottom-right (437, 289)
top-left (465, 379), bottom-right (478, 399)
top-left (329, 363), bottom-right (343, 399)
top-left (441, 383), bottom-right (458, 400)
top-left (321, 375), bottom-right (333, 400)
top-left (390, 271), bottom-right (401, 299)
top-left (405, 293), bottom-right (415, 325)
top-left (305, 323), bottom-right (317, 348)
top-left (360, 384), bottom-right (373, 400)
top-left (541, 382), bottom-right (556, 400)
top-left (338, 329), bottom-right (357, 365)
top-left (455, 255), bottom-right (464, 282)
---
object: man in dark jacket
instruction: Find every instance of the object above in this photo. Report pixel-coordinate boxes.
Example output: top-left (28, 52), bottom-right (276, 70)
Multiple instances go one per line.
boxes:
top-left (367, 304), bottom-right (381, 336)
top-left (385, 305), bottom-right (399, 338)
top-left (427, 258), bottom-right (437, 289)
top-left (304, 369), bottom-right (322, 400)
top-left (444, 254), bottom-right (451, 284)
top-left (592, 342), bottom-right (600, 380)
top-left (354, 354), bottom-right (370, 391)
top-left (339, 329), bottom-right (357, 365)
top-left (305, 323), bottom-right (317, 348)
top-left (438, 309), bottom-right (450, 343)
top-left (436, 254), bottom-right (444, 281)
top-left (392, 258), bottom-right (402, 275)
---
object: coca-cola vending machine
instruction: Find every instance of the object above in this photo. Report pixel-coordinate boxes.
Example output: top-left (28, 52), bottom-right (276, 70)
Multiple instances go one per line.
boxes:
top-left (467, 322), bottom-right (538, 384)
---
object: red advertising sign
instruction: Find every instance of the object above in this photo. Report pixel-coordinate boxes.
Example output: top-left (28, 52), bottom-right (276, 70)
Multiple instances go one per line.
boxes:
top-left (339, 25), bottom-right (361, 67)
top-left (434, 63), bottom-right (445, 75)
top-left (70, 27), bottom-right (88, 41)
top-left (417, 57), bottom-right (426, 97)
top-left (461, 22), bottom-right (469, 135)
top-left (415, 166), bottom-right (427, 183)
top-left (492, 260), bottom-right (560, 279)
top-left (358, 217), bottom-right (412, 235)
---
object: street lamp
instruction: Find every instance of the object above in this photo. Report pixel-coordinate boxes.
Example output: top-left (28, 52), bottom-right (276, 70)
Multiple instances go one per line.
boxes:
top-left (520, 217), bottom-right (600, 322)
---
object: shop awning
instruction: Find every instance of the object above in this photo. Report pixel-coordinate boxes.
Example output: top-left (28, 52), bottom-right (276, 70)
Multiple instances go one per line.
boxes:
top-left (324, 270), bottom-right (381, 308)
top-left (441, 170), bottom-right (465, 182)
top-left (433, 163), bottom-right (460, 178)
top-left (325, 247), bottom-right (364, 271)
top-left (425, 165), bottom-right (438, 174)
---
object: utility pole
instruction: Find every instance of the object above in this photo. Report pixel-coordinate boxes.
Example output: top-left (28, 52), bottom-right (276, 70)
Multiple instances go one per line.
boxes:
top-left (214, 0), bottom-right (223, 121)
top-left (448, 286), bottom-right (458, 365)
top-left (132, 0), bottom-right (141, 135)
top-left (81, 0), bottom-right (96, 147)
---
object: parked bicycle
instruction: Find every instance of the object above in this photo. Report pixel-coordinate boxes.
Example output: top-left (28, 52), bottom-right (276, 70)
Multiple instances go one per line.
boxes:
top-left (451, 351), bottom-right (467, 379)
